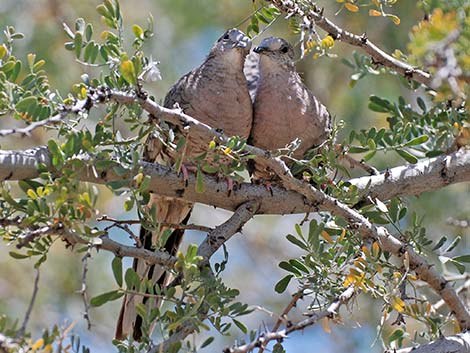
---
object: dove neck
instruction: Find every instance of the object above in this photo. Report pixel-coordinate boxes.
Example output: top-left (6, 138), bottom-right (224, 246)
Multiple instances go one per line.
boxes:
top-left (203, 51), bottom-right (246, 73)
top-left (258, 55), bottom-right (295, 77)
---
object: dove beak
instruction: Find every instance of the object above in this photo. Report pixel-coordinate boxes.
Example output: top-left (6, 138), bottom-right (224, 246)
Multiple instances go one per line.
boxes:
top-left (254, 45), bottom-right (268, 54)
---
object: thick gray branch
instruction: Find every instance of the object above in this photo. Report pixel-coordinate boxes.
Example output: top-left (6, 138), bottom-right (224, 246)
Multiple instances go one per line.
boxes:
top-left (350, 149), bottom-right (470, 200)
top-left (1, 148), bottom-right (469, 215)
top-left (390, 332), bottom-right (470, 353)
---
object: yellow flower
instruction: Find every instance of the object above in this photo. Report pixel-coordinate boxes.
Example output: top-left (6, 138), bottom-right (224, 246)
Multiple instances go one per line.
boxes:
top-left (321, 35), bottom-right (335, 49)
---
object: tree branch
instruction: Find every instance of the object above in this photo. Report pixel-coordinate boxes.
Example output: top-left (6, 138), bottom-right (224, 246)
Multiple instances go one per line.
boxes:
top-left (349, 149), bottom-right (470, 201)
top-left (254, 154), bottom-right (470, 330)
top-left (389, 331), bottom-right (470, 353)
top-left (2, 89), bottom-right (470, 329)
top-left (16, 268), bottom-right (40, 338)
top-left (5, 220), bottom-right (176, 268)
top-left (1, 147), bottom-right (469, 215)
top-left (267, 0), bottom-right (432, 86)
top-left (197, 200), bottom-right (260, 260)
top-left (0, 99), bottom-right (90, 137)
top-left (96, 215), bottom-right (213, 233)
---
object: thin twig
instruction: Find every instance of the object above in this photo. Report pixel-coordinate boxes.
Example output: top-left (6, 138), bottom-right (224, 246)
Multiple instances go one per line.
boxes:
top-left (102, 222), bottom-right (142, 248)
top-left (97, 215), bottom-right (213, 233)
top-left (4, 220), bottom-right (178, 268)
top-left (337, 145), bottom-right (380, 176)
top-left (258, 290), bottom-right (304, 353)
top-left (78, 246), bottom-right (92, 330)
top-left (0, 99), bottom-right (90, 137)
top-left (226, 286), bottom-right (355, 353)
top-left (17, 268), bottom-right (40, 338)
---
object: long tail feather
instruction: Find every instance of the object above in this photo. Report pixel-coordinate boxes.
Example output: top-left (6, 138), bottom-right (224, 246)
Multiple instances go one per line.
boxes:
top-left (115, 196), bottom-right (193, 341)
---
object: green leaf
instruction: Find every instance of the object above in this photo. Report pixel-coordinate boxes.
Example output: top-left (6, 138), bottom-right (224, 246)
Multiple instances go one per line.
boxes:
top-left (1, 61), bottom-right (16, 73)
top-left (432, 236), bottom-right (447, 251)
top-left (363, 150), bottom-right (376, 162)
top-left (200, 337), bottom-right (214, 349)
top-left (85, 23), bottom-right (93, 41)
top-left (10, 61), bottom-right (21, 81)
top-left (308, 220), bottom-right (320, 252)
top-left (417, 97), bottom-right (426, 112)
top-left (403, 135), bottom-right (429, 147)
top-left (74, 32), bottom-right (83, 58)
top-left (96, 4), bottom-right (111, 18)
top-left (195, 167), bottom-right (205, 193)
top-left (388, 328), bottom-right (404, 344)
top-left (348, 146), bottom-right (369, 153)
top-left (135, 303), bottom-right (147, 321)
top-left (64, 42), bottom-right (74, 51)
top-left (112, 257), bottom-right (123, 287)
top-left (286, 234), bottom-right (308, 251)
top-left (453, 255), bottom-right (470, 263)
top-left (9, 251), bottom-right (29, 259)
top-left (124, 197), bottom-right (134, 211)
top-left (15, 96), bottom-right (37, 113)
top-left (445, 236), bottom-right (461, 253)
top-left (396, 149), bottom-right (418, 164)
top-left (90, 290), bottom-right (123, 307)
top-left (279, 261), bottom-right (301, 276)
top-left (289, 259), bottom-right (308, 273)
top-left (232, 319), bottom-right (247, 334)
top-left (106, 180), bottom-right (129, 190)
top-left (124, 268), bottom-right (141, 289)
top-left (75, 18), bottom-right (85, 32)
top-left (104, 0), bottom-right (116, 17)
top-left (273, 343), bottom-right (286, 353)
top-left (450, 259), bottom-right (466, 274)
top-left (274, 275), bottom-right (293, 293)
top-left (84, 41), bottom-right (96, 62)
top-left (47, 139), bottom-right (64, 168)
top-left (367, 138), bottom-right (376, 150)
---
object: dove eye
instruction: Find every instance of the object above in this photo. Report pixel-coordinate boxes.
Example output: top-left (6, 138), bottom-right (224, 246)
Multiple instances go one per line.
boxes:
top-left (223, 34), bottom-right (230, 40)
top-left (280, 45), bottom-right (289, 53)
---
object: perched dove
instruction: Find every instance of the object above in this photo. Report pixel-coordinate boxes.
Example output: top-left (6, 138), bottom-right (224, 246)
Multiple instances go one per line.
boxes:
top-left (249, 37), bottom-right (331, 180)
top-left (116, 28), bottom-right (253, 341)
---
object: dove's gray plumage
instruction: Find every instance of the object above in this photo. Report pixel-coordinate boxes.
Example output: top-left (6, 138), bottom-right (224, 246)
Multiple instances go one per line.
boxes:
top-left (249, 37), bottom-right (331, 180)
top-left (244, 51), bottom-right (260, 102)
top-left (116, 28), bottom-right (253, 341)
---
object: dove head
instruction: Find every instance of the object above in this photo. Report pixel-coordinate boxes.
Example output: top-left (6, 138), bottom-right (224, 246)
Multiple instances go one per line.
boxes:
top-left (210, 28), bottom-right (252, 57)
top-left (254, 37), bottom-right (295, 68)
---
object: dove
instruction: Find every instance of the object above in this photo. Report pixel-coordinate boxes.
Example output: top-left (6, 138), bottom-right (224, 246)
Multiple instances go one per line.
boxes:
top-left (116, 28), bottom-right (253, 341)
top-left (249, 37), bottom-right (331, 181)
